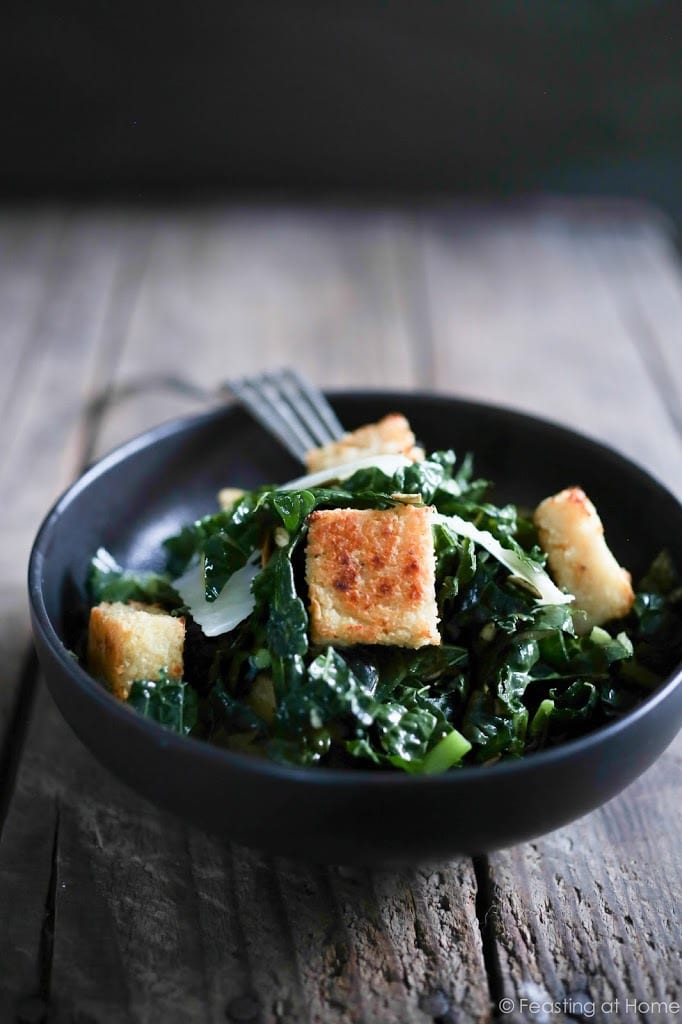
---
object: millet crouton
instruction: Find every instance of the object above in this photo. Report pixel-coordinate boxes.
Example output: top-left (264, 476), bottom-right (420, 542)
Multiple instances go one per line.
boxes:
top-left (305, 504), bottom-right (440, 648)
top-left (88, 601), bottom-right (185, 700)
top-left (217, 487), bottom-right (245, 511)
top-left (534, 487), bottom-right (634, 634)
top-left (305, 413), bottom-right (424, 473)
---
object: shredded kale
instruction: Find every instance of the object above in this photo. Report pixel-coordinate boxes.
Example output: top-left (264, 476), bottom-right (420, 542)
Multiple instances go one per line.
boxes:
top-left (89, 548), bottom-right (183, 610)
top-left (86, 449), bottom-right (681, 772)
top-left (126, 670), bottom-right (198, 735)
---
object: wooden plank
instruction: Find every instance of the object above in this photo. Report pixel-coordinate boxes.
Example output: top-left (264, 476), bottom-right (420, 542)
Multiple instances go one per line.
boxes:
top-left (481, 733), bottom-right (682, 1023)
top-left (0, 208), bottom-right (151, 738)
top-left (276, 858), bottom-right (490, 1024)
top-left (95, 205), bottom-right (424, 455)
top-left (0, 205), bottom-right (153, 1016)
top-left (591, 227), bottom-right (682, 439)
top-left (0, 209), bottom-right (67, 741)
top-left (0, 680), bottom-right (491, 1024)
top-left (0, 208), bottom-right (65, 414)
top-left (0, 773), bottom-right (57, 1024)
top-left (418, 207), bottom-right (682, 496)
top-left (0, 683), bottom-right (212, 1023)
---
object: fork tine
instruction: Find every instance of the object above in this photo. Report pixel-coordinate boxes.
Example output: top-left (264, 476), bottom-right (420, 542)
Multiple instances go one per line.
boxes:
top-left (227, 369), bottom-right (346, 464)
top-left (282, 369), bottom-right (345, 444)
top-left (229, 375), bottom-right (317, 463)
top-left (282, 372), bottom-right (346, 444)
top-left (257, 374), bottom-right (323, 452)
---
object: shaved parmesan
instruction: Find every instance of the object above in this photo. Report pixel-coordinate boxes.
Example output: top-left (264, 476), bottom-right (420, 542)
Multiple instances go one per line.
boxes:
top-left (433, 512), bottom-right (573, 606)
top-left (174, 554), bottom-right (260, 637)
top-left (281, 454), bottom-right (413, 491)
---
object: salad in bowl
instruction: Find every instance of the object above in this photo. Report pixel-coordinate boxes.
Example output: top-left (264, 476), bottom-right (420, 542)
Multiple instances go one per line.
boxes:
top-left (82, 413), bottom-right (681, 775)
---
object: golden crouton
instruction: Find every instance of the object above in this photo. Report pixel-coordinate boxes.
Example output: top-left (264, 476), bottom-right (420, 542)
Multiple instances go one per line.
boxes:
top-left (305, 414), bottom-right (424, 473)
top-left (217, 487), bottom-right (245, 511)
top-left (88, 601), bottom-right (185, 700)
top-left (305, 504), bottom-right (440, 648)
top-left (534, 487), bottom-right (634, 634)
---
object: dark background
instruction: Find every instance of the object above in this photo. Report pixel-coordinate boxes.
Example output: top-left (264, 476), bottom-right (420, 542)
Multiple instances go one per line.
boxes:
top-left (3, 2), bottom-right (682, 216)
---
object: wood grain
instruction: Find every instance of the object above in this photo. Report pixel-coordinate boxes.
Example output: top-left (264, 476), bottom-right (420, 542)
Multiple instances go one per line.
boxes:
top-left (95, 206), bottom-right (426, 457)
top-left (418, 206), bottom-right (682, 497)
top-left (595, 226), bottom-right (682, 439)
top-left (0, 208), bottom-right (152, 742)
top-left (0, 681), bottom-right (490, 1023)
top-left (481, 733), bottom-right (682, 1024)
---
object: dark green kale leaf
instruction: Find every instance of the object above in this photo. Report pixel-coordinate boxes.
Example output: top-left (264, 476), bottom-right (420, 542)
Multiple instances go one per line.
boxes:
top-left (163, 491), bottom-right (265, 578)
top-left (271, 647), bottom-right (470, 772)
top-left (341, 449), bottom-right (490, 510)
top-left (339, 465), bottom-right (397, 494)
top-left (526, 680), bottom-right (597, 746)
top-left (382, 643), bottom-right (469, 686)
top-left (344, 685), bottom-right (447, 770)
top-left (435, 499), bottom-right (519, 541)
top-left (271, 648), bottom-right (372, 765)
top-left (532, 626), bottom-right (632, 681)
top-left (399, 458), bottom-right (450, 503)
top-left (88, 548), bottom-right (182, 609)
top-left (637, 549), bottom-right (679, 596)
top-left (276, 648), bottom-right (374, 740)
top-left (459, 639), bottom-right (537, 761)
top-left (269, 490), bottom-right (317, 533)
top-left (434, 528), bottom-right (477, 618)
top-left (621, 550), bottom-right (682, 677)
top-left (549, 679), bottom-right (598, 724)
top-left (308, 487), bottom-right (397, 510)
top-left (450, 554), bottom-right (537, 635)
top-left (492, 639), bottom-right (538, 751)
top-left (461, 689), bottom-right (518, 762)
top-left (459, 597), bottom-right (637, 760)
top-left (334, 450), bottom-right (486, 509)
top-left (163, 511), bottom-right (233, 577)
top-left (402, 449), bottom-right (491, 507)
top-left (252, 544), bottom-right (309, 695)
top-left (370, 696), bottom-right (438, 766)
top-left (346, 670), bottom-right (466, 772)
top-left (633, 592), bottom-right (669, 637)
top-left (202, 532), bottom-right (254, 601)
top-left (262, 554), bottom-right (308, 659)
top-left (207, 679), bottom-right (268, 742)
top-left (451, 451), bottom-right (490, 502)
top-left (126, 669), bottom-right (198, 735)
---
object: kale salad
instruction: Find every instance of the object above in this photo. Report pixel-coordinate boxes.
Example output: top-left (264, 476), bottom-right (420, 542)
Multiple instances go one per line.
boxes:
top-left (83, 446), bottom-right (682, 774)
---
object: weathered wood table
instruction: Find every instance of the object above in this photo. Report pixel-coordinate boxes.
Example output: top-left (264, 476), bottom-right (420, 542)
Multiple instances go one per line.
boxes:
top-left (0, 200), bottom-right (680, 1024)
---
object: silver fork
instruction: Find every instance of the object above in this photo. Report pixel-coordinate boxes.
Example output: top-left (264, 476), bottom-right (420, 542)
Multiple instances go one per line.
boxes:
top-left (224, 369), bottom-right (346, 464)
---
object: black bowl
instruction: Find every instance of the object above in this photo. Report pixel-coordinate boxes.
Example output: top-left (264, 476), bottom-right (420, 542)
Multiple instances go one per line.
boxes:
top-left (29, 393), bottom-right (682, 863)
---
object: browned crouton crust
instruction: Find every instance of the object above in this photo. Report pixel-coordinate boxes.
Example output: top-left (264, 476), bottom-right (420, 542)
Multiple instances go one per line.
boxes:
top-left (305, 504), bottom-right (440, 648)
top-left (88, 601), bottom-right (185, 700)
top-left (305, 414), bottom-right (424, 473)
top-left (534, 487), bottom-right (634, 633)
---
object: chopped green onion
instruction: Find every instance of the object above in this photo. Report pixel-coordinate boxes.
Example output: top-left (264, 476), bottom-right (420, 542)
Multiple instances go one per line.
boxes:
top-left (530, 699), bottom-right (555, 738)
top-left (422, 729), bottom-right (472, 774)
